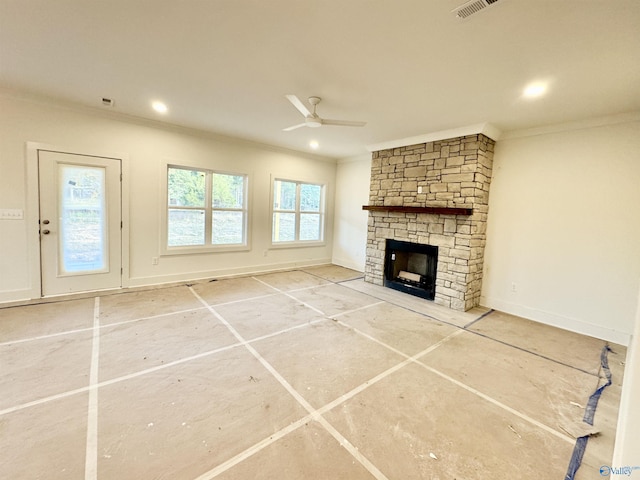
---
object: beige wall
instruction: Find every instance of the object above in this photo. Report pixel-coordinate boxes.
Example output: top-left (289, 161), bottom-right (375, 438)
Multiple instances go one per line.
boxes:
top-left (0, 91), bottom-right (336, 302)
top-left (331, 154), bottom-right (370, 272)
top-left (481, 118), bottom-right (640, 344)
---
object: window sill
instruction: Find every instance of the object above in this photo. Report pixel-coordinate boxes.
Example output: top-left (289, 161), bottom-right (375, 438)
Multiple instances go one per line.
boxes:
top-left (161, 244), bottom-right (250, 256)
top-left (269, 241), bottom-right (326, 250)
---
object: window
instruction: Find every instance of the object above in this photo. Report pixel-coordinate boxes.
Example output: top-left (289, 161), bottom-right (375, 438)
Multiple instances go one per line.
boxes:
top-left (272, 179), bottom-right (324, 243)
top-left (167, 166), bottom-right (247, 250)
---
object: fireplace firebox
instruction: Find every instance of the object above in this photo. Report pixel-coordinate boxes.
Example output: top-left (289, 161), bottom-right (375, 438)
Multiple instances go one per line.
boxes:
top-left (384, 239), bottom-right (438, 300)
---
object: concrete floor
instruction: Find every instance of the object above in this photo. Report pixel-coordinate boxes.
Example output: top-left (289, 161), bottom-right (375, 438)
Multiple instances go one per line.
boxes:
top-left (0, 265), bottom-right (626, 479)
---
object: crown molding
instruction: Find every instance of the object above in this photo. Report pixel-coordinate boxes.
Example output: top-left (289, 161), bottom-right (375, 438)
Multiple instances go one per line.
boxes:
top-left (500, 111), bottom-right (640, 140)
top-left (366, 123), bottom-right (502, 152)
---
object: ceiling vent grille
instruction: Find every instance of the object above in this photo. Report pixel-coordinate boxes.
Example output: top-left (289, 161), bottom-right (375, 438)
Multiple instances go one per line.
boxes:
top-left (452, 0), bottom-right (501, 19)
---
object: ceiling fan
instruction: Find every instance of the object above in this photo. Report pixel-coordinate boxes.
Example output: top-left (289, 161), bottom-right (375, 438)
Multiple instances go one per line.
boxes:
top-left (283, 95), bottom-right (366, 131)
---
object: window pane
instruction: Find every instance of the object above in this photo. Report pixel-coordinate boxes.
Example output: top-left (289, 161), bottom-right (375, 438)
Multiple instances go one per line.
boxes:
top-left (273, 180), bottom-right (296, 210)
top-left (213, 173), bottom-right (244, 209)
top-left (272, 212), bottom-right (295, 242)
top-left (300, 183), bottom-right (321, 212)
top-left (168, 209), bottom-right (205, 246)
top-left (59, 165), bottom-right (107, 273)
top-left (168, 167), bottom-right (205, 207)
top-left (300, 213), bottom-right (321, 241)
top-left (212, 211), bottom-right (244, 244)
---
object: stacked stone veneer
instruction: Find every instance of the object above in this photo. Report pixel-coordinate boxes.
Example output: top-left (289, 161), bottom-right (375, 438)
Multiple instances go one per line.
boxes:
top-left (365, 134), bottom-right (495, 311)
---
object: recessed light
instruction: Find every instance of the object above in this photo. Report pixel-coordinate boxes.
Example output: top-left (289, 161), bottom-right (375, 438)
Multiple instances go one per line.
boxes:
top-left (523, 82), bottom-right (547, 99)
top-left (309, 140), bottom-right (319, 150)
top-left (152, 101), bottom-right (168, 113)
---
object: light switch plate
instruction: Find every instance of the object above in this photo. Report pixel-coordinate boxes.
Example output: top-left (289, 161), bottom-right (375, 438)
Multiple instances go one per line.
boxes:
top-left (0, 208), bottom-right (24, 220)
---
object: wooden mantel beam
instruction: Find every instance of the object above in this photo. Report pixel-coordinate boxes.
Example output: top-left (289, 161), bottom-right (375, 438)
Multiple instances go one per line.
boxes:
top-left (362, 205), bottom-right (473, 215)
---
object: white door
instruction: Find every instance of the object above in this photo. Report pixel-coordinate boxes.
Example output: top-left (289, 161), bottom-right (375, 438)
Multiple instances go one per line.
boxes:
top-left (38, 150), bottom-right (122, 296)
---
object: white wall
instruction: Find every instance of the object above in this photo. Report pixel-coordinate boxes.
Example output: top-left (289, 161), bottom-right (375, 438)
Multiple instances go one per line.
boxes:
top-left (482, 118), bottom-right (640, 344)
top-left (331, 154), bottom-right (371, 272)
top-left (613, 282), bottom-right (640, 467)
top-left (0, 91), bottom-right (337, 302)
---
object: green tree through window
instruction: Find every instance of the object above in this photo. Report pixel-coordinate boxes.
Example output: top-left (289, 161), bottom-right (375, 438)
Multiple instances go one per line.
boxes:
top-left (167, 166), bottom-right (247, 248)
top-left (272, 179), bottom-right (324, 243)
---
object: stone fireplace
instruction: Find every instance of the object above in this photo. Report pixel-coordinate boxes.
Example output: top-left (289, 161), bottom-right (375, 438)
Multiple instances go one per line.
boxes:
top-left (364, 133), bottom-right (495, 311)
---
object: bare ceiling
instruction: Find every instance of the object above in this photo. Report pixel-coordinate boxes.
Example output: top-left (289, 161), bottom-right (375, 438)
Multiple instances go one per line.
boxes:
top-left (1, 0), bottom-right (639, 159)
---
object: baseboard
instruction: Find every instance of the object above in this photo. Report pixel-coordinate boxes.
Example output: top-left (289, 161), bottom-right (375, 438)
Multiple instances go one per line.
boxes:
top-left (482, 296), bottom-right (631, 346)
top-left (0, 260), bottom-right (336, 306)
top-left (612, 342), bottom-right (639, 467)
top-left (330, 257), bottom-right (365, 273)
top-left (0, 287), bottom-right (40, 305)
top-left (127, 258), bottom-right (334, 288)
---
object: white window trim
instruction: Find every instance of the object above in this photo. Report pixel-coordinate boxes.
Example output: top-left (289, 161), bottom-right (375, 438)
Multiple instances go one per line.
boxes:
top-left (160, 162), bottom-right (250, 256)
top-left (270, 176), bottom-right (326, 248)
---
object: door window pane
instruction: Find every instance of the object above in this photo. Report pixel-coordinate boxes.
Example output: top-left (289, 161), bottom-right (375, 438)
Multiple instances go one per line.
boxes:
top-left (59, 164), bottom-right (107, 273)
top-left (168, 209), bottom-right (205, 246)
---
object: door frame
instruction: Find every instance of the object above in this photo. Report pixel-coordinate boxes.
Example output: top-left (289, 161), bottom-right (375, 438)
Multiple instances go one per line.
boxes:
top-left (26, 142), bottom-right (130, 298)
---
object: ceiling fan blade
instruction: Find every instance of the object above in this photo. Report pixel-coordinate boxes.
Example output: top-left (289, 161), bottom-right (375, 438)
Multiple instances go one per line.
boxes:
top-left (322, 119), bottom-right (367, 127)
top-left (285, 95), bottom-right (311, 117)
top-left (282, 122), bottom-right (307, 132)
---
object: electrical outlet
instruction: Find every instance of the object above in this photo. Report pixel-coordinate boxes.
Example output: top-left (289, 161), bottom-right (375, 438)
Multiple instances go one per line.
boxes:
top-left (152, 257), bottom-right (159, 265)
top-left (511, 282), bottom-right (517, 293)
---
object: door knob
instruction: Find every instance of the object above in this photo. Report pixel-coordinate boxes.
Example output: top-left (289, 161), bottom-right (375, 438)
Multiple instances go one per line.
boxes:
top-left (42, 220), bottom-right (50, 224)
top-left (42, 229), bottom-right (50, 235)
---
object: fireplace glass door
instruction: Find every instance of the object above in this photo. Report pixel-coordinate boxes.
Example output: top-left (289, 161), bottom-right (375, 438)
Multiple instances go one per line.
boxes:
top-left (384, 239), bottom-right (438, 300)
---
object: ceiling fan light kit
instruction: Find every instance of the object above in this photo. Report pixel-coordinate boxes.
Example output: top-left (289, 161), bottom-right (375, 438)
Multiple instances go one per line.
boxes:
top-left (283, 95), bottom-right (366, 131)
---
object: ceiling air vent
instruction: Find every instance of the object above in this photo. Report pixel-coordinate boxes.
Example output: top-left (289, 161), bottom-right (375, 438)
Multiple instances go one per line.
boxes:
top-left (452, 0), bottom-right (501, 19)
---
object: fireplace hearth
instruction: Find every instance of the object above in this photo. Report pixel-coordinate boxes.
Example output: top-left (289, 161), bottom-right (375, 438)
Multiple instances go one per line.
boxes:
top-left (384, 239), bottom-right (438, 300)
